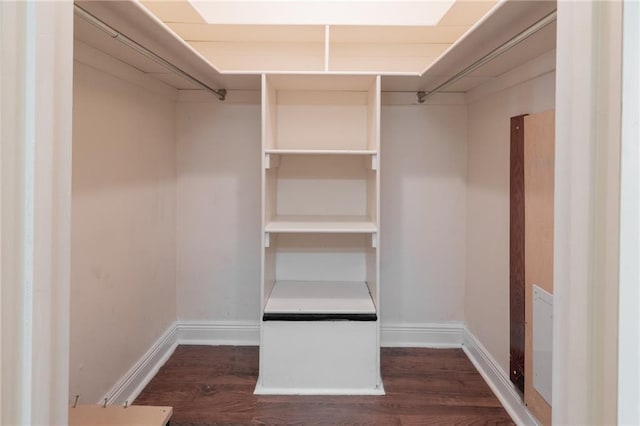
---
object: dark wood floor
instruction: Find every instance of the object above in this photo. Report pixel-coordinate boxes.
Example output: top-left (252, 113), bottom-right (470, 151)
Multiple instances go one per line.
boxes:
top-left (135, 346), bottom-right (514, 425)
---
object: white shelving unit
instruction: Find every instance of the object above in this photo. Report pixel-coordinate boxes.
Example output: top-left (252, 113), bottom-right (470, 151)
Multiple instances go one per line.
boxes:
top-left (257, 73), bottom-right (382, 394)
top-left (265, 149), bottom-right (377, 155)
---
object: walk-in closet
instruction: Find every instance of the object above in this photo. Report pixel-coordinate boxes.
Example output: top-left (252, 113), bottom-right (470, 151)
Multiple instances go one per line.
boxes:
top-left (1, 0), bottom-right (631, 424)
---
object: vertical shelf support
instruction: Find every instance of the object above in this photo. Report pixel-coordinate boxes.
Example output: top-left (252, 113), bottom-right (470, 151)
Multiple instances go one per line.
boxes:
top-left (265, 153), bottom-right (280, 169)
top-left (264, 232), bottom-right (271, 248)
top-left (324, 25), bottom-right (330, 72)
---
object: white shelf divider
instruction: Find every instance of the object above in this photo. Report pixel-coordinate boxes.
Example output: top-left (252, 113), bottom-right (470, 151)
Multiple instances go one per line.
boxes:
top-left (265, 215), bottom-right (376, 233)
top-left (264, 280), bottom-right (376, 314)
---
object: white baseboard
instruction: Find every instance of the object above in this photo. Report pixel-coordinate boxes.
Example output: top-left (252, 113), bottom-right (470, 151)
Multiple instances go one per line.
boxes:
top-left (177, 320), bottom-right (260, 345)
top-left (100, 319), bottom-right (537, 426)
top-left (173, 320), bottom-right (465, 348)
top-left (102, 321), bottom-right (178, 405)
top-left (381, 322), bottom-right (464, 347)
top-left (462, 326), bottom-right (538, 426)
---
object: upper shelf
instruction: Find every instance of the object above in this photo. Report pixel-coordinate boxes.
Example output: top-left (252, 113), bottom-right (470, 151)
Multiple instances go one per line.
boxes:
top-left (265, 215), bottom-right (377, 234)
top-left (140, 0), bottom-right (498, 74)
top-left (265, 149), bottom-right (377, 155)
top-left (74, 0), bottom-right (258, 91)
top-left (74, 1), bottom-right (556, 94)
top-left (382, 1), bottom-right (557, 92)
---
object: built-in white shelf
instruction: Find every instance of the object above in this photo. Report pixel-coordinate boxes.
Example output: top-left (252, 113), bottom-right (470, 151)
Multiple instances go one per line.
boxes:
top-left (265, 149), bottom-right (377, 155)
top-left (264, 280), bottom-right (376, 314)
top-left (259, 73), bottom-right (381, 394)
top-left (265, 215), bottom-right (376, 233)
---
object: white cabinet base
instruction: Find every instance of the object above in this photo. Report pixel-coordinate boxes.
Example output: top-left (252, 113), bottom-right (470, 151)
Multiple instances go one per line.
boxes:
top-left (256, 320), bottom-right (384, 395)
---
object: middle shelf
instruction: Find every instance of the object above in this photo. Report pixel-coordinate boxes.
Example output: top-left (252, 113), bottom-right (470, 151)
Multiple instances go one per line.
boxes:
top-left (265, 215), bottom-right (376, 233)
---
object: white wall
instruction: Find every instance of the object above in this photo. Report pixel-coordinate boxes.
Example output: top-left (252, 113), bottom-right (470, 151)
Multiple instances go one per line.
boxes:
top-left (465, 70), bottom-right (556, 375)
top-left (380, 100), bottom-right (467, 325)
top-left (70, 59), bottom-right (177, 403)
top-left (176, 93), bottom-right (467, 327)
top-left (176, 93), bottom-right (262, 321)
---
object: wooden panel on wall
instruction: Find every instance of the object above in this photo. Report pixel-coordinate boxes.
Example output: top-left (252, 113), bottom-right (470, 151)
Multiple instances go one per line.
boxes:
top-left (509, 114), bottom-right (526, 394)
top-left (524, 110), bottom-right (555, 425)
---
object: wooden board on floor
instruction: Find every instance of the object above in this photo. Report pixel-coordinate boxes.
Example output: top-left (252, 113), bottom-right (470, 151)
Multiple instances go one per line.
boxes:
top-left (524, 110), bottom-right (554, 425)
top-left (69, 404), bottom-right (172, 426)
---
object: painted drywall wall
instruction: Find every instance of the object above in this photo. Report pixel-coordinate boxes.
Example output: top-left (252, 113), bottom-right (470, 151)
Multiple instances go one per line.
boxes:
top-left (176, 93), bottom-right (467, 327)
top-left (465, 71), bottom-right (556, 376)
top-left (70, 60), bottom-right (177, 403)
top-left (176, 93), bottom-right (262, 321)
top-left (380, 101), bottom-right (467, 325)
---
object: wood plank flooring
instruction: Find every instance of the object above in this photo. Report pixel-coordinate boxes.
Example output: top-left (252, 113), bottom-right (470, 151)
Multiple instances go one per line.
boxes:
top-left (134, 346), bottom-right (514, 425)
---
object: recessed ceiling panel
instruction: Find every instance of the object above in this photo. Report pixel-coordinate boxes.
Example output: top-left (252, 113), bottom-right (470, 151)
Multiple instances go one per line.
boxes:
top-left (188, 0), bottom-right (455, 26)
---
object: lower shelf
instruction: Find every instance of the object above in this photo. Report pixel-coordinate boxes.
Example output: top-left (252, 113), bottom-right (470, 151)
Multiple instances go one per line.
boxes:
top-left (263, 280), bottom-right (377, 320)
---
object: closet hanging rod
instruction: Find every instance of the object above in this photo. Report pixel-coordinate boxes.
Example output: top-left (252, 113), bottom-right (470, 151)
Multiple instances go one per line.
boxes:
top-left (74, 4), bottom-right (227, 101)
top-left (419, 9), bottom-right (557, 103)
